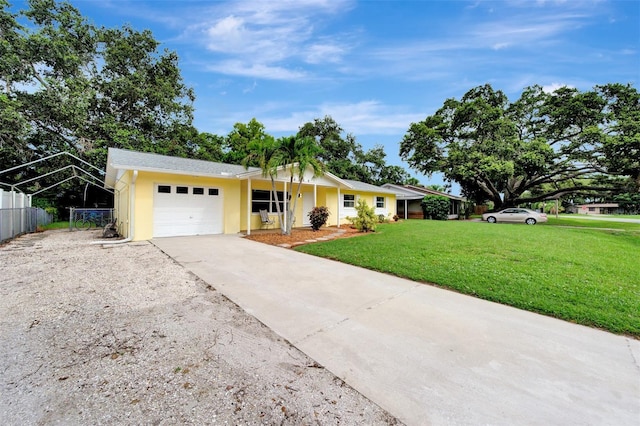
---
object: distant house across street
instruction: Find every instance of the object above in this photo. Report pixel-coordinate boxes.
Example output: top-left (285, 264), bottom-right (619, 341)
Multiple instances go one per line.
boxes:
top-left (566, 203), bottom-right (622, 215)
top-left (381, 184), bottom-right (465, 220)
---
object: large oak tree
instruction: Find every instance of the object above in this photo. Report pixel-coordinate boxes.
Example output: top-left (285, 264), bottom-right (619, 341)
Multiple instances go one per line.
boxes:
top-left (400, 83), bottom-right (639, 208)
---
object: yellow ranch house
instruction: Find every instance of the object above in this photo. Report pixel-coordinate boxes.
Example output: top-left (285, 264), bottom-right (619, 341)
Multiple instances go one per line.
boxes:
top-left (105, 148), bottom-right (396, 240)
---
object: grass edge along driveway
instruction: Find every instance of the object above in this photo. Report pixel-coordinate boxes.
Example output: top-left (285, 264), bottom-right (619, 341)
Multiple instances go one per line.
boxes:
top-left (296, 220), bottom-right (640, 337)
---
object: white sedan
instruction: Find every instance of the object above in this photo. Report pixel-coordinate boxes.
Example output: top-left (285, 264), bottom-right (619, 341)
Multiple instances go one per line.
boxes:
top-left (482, 208), bottom-right (548, 225)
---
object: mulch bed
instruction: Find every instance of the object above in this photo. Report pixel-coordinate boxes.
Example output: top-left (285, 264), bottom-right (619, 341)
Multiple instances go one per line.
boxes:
top-left (244, 225), bottom-right (365, 247)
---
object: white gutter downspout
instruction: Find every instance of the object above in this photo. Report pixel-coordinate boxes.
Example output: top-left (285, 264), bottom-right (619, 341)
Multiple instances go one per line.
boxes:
top-left (246, 178), bottom-right (251, 236)
top-left (283, 181), bottom-right (287, 232)
top-left (94, 170), bottom-right (137, 245)
top-left (337, 187), bottom-right (341, 227)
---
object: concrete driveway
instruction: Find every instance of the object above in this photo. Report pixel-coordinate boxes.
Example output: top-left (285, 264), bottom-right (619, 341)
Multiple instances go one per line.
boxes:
top-left (153, 235), bottom-right (640, 426)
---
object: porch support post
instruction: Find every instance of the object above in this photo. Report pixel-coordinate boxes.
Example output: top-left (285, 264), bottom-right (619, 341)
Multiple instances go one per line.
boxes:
top-left (337, 187), bottom-right (341, 227)
top-left (405, 199), bottom-right (408, 220)
top-left (246, 178), bottom-right (251, 236)
top-left (10, 185), bottom-right (15, 236)
top-left (283, 181), bottom-right (287, 230)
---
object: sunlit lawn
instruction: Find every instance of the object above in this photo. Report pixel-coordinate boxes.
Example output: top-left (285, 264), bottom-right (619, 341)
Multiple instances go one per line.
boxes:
top-left (296, 220), bottom-right (640, 337)
top-left (545, 216), bottom-right (640, 231)
top-left (569, 214), bottom-right (640, 220)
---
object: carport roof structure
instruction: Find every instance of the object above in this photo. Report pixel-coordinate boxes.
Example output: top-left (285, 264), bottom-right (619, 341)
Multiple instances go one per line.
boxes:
top-left (1, 151), bottom-right (112, 197)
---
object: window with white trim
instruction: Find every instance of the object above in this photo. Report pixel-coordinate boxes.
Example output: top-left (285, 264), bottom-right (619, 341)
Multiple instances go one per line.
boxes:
top-left (252, 190), bottom-right (286, 213)
top-left (343, 194), bottom-right (355, 208)
top-left (376, 196), bottom-right (385, 208)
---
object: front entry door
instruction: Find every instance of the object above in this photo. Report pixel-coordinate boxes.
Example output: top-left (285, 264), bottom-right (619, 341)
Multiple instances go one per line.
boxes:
top-left (302, 191), bottom-right (314, 226)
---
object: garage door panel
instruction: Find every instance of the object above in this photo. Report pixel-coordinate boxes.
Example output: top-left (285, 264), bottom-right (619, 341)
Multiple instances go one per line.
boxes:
top-left (153, 185), bottom-right (223, 237)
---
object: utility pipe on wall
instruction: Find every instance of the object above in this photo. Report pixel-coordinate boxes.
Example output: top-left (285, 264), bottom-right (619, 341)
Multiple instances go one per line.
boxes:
top-left (93, 170), bottom-right (137, 245)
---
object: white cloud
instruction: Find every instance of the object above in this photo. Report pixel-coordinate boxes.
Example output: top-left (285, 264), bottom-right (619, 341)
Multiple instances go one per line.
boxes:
top-left (207, 60), bottom-right (307, 80)
top-left (470, 13), bottom-right (588, 49)
top-left (243, 81), bottom-right (258, 94)
top-left (262, 101), bottom-right (426, 136)
top-left (492, 42), bottom-right (511, 50)
top-left (304, 42), bottom-right (348, 64)
top-left (205, 15), bottom-right (245, 47)
top-left (542, 82), bottom-right (574, 93)
top-left (182, 0), bottom-right (355, 79)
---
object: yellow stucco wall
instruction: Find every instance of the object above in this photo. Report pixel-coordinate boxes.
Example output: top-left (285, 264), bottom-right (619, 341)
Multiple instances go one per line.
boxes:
top-left (243, 180), bottom-right (315, 231)
top-left (131, 172), bottom-right (241, 241)
top-left (337, 191), bottom-right (396, 225)
top-left (318, 187), bottom-right (339, 226)
top-left (124, 170), bottom-right (396, 240)
top-left (112, 170), bottom-right (131, 238)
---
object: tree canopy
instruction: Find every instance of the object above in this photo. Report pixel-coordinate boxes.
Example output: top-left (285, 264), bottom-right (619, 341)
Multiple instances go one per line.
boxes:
top-left (215, 116), bottom-right (416, 187)
top-left (0, 1), bottom-right (414, 209)
top-left (1, 0), bottom-right (196, 204)
top-left (399, 83), bottom-right (639, 208)
top-left (298, 116), bottom-right (413, 186)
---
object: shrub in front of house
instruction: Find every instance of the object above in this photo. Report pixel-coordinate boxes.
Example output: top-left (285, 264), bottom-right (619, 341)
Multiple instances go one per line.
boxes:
top-left (421, 195), bottom-right (450, 220)
top-left (308, 206), bottom-right (330, 231)
top-left (348, 199), bottom-right (377, 232)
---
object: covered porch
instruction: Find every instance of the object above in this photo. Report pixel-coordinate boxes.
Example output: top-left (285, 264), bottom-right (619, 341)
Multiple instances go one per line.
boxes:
top-left (239, 167), bottom-right (350, 235)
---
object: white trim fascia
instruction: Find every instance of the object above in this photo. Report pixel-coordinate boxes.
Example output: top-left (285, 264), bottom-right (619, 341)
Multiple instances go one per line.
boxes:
top-left (107, 164), bottom-right (244, 181)
top-left (237, 164), bottom-right (352, 189)
top-left (382, 183), bottom-right (428, 197)
top-left (235, 162), bottom-right (298, 179)
top-left (323, 171), bottom-right (353, 189)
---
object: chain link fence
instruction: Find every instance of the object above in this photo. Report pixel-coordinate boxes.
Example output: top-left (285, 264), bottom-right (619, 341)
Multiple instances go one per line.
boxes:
top-left (69, 208), bottom-right (115, 231)
top-left (0, 207), bottom-right (53, 243)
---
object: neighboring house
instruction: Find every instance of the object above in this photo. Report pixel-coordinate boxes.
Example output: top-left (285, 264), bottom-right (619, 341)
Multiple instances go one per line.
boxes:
top-left (567, 203), bottom-right (622, 215)
top-left (104, 148), bottom-right (396, 240)
top-left (382, 184), bottom-right (466, 220)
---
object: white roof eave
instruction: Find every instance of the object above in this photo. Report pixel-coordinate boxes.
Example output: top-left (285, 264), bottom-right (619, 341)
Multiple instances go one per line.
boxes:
top-left (108, 164), bottom-right (243, 180)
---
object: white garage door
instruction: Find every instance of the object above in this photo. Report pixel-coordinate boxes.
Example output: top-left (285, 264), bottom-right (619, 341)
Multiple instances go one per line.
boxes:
top-left (153, 184), bottom-right (223, 238)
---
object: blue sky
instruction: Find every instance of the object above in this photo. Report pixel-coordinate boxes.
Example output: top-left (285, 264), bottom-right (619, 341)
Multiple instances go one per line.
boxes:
top-left (12, 0), bottom-right (640, 190)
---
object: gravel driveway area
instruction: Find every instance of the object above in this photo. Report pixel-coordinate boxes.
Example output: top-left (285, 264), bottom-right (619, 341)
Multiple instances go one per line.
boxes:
top-left (0, 230), bottom-right (399, 425)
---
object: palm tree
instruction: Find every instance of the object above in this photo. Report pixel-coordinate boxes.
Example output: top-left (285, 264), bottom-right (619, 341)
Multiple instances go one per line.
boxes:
top-left (275, 136), bottom-right (324, 234)
top-left (242, 135), bottom-right (286, 233)
top-left (243, 134), bottom-right (324, 235)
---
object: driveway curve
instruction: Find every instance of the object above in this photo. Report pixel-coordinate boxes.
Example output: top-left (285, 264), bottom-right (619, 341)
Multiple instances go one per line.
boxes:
top-left (153, 234), bottom-right (640, 426)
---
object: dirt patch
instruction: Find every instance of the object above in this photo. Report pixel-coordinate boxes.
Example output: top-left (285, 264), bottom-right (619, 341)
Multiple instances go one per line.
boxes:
top-left (244, 225), bottom-right (366, 247)
top-left (0, 229), bottom-right (400, 425)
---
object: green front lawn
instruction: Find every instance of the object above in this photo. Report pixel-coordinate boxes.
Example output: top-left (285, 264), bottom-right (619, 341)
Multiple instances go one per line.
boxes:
top-left (296, 220), bottom-right (640, 337)
top-left (545, 216), bottom-right (640, 231)
top-left (569, 214), bottom-right (640, 220)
